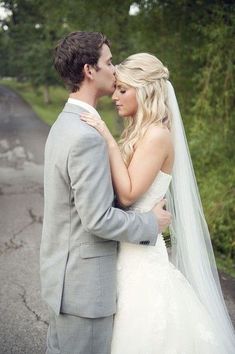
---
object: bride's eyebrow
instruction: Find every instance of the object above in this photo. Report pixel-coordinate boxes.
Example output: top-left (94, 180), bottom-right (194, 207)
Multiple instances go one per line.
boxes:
top-left (106, 56), bottom-right (112, 62)
top-left (117, 84), bottom-right (127, 89)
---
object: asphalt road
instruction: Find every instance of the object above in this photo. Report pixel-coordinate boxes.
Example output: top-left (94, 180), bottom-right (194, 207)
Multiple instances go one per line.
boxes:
top-left (0, 85), bottom-right (49, 353)
top-left (0, 85), bottom-right (234, 353)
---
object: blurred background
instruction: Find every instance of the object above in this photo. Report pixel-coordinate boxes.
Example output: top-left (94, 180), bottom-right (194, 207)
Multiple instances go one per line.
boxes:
top-left (0, 0), bottom-right (234, 272)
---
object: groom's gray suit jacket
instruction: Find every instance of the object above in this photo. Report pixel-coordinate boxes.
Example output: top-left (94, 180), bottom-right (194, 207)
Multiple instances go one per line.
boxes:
top-left (40, 103), bottom-right (158, 319)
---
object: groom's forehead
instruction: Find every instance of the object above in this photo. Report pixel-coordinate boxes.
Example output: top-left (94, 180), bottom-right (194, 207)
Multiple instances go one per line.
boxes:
top-left (99, 44), bottom-right (112, 61)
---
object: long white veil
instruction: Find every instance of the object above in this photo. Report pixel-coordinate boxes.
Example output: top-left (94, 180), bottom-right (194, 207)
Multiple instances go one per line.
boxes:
top-left (166, 81), bottom-right (235, 352)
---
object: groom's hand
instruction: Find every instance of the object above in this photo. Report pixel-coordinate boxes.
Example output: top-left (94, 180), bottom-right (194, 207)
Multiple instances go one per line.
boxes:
top-left (152, 199), bottom-right (172, 233)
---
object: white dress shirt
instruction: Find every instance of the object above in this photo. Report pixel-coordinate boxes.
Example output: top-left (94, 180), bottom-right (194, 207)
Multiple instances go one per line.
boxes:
top-left (67, 98), bottom-right (101, 119)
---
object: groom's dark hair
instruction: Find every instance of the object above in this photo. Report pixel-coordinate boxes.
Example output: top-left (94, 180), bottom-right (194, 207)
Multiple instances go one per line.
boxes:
top-left (54, 31), bottom-right (110, 92)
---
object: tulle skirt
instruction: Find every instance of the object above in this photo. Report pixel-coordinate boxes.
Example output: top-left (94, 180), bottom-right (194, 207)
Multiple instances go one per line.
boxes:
top-left (111, 236), bottom-right (225, 354)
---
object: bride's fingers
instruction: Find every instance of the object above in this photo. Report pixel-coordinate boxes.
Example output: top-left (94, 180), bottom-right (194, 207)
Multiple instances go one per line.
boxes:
top-left (81, 117), bottom-right (97, 124)
top-left (80, 112), bottom-right (93, 116)
top-left (80, 117), bottom-right (95, 124)
top-left (81, 118), bottom-right (106, 133)
top-left (81, 116), bottom-right (100, 126)
top-left (82, 119), bottom-right (97, 127)
top-left (81, 116), bottom-right (104, 127)
top-left (81, 116), bottom-right (94, 121)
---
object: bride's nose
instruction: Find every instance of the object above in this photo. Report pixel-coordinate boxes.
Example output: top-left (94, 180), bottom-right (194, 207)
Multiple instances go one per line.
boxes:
top-left (112, 91), bottom-right (118, 101)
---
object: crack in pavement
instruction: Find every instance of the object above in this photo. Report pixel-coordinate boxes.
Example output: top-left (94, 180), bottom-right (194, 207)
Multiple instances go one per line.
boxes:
top-left (28, 208), bottom-right (43, 224)
top-left (0, 208), bottom-right (43, 255)
top-left (2, 238), bottom-right (25, 254)
top-left (14, 282), bottom-right (48, 326)
top-left (0, 223), bottom-right (31, 255)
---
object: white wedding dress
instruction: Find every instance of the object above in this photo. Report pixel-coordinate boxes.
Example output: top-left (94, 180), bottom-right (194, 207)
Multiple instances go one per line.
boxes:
top-left (111, 170), bottom-right (226, 354)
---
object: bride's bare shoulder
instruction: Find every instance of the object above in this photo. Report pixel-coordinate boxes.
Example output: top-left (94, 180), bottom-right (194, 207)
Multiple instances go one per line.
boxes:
top-left (139, 125), bottom-right (172, 148)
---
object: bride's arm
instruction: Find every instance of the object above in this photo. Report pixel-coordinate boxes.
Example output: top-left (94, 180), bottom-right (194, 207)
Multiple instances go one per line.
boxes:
top-left (80, 113), bottom-right (171, 207)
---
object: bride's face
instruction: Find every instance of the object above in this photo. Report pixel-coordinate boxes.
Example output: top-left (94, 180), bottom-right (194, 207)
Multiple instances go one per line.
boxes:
top-left (112, 81), bottom-right (138, 118)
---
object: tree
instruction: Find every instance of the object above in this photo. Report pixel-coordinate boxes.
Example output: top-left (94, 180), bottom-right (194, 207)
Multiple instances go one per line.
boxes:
top-left (0, 0), bottom-right (68, 103)
top-left (189, 4), bottom-right (235, 260)
top-left (0, 0), bottom-right (136, 102)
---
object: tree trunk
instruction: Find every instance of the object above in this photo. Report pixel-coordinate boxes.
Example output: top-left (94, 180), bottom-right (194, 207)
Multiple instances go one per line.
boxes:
top-left (43, 84), bottom-right (51, 104)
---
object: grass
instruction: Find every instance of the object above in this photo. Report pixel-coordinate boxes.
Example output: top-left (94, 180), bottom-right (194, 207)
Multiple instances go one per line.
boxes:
top-left (216, 256), bottom-right (235, 278)
top-left (0, 78), bottom-right (234, 277)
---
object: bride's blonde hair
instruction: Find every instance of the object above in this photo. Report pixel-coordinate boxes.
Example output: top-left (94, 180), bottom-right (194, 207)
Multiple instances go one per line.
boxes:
top-left (116, 53), bottom-right (171, 165)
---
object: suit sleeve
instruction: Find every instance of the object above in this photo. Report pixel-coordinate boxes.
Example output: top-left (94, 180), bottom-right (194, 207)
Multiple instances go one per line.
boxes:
top-left (68, 132), bottom-right (158, 245)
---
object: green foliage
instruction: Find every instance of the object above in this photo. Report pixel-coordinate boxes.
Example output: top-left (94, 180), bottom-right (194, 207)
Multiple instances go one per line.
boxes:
top-left (65, 0), bottom-right (134, 63)
top-left (189, 5), bottom-right (235, 261)
top-left (0, 0), bottom-right (68, 102)
top-left (191, 6), bottom-right (234, 130)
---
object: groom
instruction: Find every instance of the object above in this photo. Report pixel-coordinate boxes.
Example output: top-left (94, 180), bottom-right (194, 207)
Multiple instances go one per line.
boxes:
top-left (40, 31), bottom-right (171, 354)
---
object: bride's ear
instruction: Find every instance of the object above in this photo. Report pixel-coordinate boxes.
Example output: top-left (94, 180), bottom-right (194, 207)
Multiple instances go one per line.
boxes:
top-left (83, 64), bottom-right (94, 80)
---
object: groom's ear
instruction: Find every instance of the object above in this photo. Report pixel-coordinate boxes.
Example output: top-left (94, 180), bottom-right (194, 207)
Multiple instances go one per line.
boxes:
top-left (84, 64), bottom-right (94, 80)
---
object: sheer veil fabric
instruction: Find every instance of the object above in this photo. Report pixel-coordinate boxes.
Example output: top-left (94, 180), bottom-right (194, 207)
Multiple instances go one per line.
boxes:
top-left (166, 81), bottom-right (235, 352)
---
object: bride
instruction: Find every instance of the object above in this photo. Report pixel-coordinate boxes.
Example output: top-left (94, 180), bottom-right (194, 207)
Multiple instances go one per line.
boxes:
top-left (81, 53), bottom-right (235, 353)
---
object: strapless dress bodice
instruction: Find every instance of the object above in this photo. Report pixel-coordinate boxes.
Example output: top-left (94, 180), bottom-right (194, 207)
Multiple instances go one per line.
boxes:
top-left (128, 170), bottom-right (172, 213)
top-left (117, 170), bottom-right (172, 271)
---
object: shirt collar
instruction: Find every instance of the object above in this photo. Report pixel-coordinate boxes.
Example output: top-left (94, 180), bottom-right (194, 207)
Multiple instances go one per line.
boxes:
top-left (67, 98), bottom-right (101, 119)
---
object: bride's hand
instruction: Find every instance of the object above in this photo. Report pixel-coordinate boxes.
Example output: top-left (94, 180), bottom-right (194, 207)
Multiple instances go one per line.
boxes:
top-left (80, 112), bottom-right (116, 147)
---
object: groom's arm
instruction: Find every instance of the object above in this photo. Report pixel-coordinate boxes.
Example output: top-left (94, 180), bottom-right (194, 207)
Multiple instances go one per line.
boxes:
top-left (68, 131), bottom-right (158, 245)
